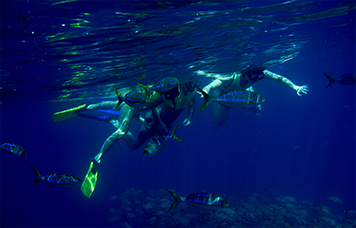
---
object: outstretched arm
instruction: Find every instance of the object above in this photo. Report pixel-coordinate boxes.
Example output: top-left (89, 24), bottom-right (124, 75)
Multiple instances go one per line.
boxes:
top-left (263, 70), bottom-right (309, 96)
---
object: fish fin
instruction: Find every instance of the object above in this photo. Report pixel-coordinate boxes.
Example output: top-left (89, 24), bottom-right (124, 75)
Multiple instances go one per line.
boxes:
top-left (52, 104), bottom-right (88, 122)
top-left (81, 160), bottom-right (99, 198)
top-left (113, 88), bottom-right (123, 109)
top-left (138, 83), bottom-right (149, 95)
top-left (171, 123), bottom-right (183, 142)
top-left (197, 87), bottom-right (212, 112)
top-left (324, 74), bottom-right (335, 89)
top-left (186, 202), bottom-right (200, 208)
top-left (217, 103), bottom-right (234, 109)
top-left (167, 189), bottom-right (181, 211)
top-left (31, 166), bottom-right (42, 185)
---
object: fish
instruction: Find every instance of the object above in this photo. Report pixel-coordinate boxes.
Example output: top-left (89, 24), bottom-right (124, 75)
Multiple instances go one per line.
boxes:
top-left (167, 189), bottom-right (228, 211)
top-left (197, 87), bottom-right (265, 112)
top-left (139, 77), bottom-right (179, 93)
top-left (31, 166), bottom-right (81, 187)
top-left (114, 88), bottom-right (151, 109)
top-left (326, 196), bottom-right (343, 204)
top-left (0, 142), bottom-right (27, 157)
top-left (143, 123), bottom-right (182, 156)
top-left (324, 73), bottom-right (356, 88)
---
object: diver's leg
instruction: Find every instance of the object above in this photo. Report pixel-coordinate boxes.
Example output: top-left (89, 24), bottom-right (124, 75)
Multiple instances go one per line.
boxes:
top-left (211, 89), bottom-right (230, 126)
top-left (213, 103), bottom-right (230, 126)
top-left (81, 103), bottom-right (135, 197)
top-left (93, 103), bottom-right (135, 163)
top-left (87, 101), bottom-right (117, 110)
top-left (249, 105), bottom-right (262, 116)
top-left (123, 111), bottom-right (157, 150)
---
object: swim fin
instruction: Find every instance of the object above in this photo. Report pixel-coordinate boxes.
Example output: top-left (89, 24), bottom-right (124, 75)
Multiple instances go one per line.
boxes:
top-left (52, 104), bottom-right (88, 122)
top-left (80, 160), bottom-right (99, 198)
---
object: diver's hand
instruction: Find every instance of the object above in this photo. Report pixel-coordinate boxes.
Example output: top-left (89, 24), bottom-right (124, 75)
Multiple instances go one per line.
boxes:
top-left (183, 118), bottom-right (191, 127)
top-left (296, 85), bottom-right (309, 96)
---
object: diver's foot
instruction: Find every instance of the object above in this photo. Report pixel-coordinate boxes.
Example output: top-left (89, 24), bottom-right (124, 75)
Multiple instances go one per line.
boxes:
top-left (81, 159), bottom-right (99, 198)
top-left (91, 157), bottom-right (100, 173)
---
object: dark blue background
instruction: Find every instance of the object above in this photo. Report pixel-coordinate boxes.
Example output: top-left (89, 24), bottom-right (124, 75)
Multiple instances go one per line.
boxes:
top-left (1, 0), bottom-right (355, 227)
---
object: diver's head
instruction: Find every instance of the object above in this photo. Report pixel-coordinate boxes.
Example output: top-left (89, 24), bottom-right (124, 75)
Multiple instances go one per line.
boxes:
top-left (241, 67), bottom-right (267, 83)
top-left (161, 82), bottom-right (180, 98)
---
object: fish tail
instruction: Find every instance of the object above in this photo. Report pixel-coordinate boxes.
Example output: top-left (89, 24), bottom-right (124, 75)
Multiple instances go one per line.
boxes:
top-left (170, 123), bottom-right (183, 143)
top-left (31, 166), bottom-right (42, 185)
top-left (167, 189), bottom-right (182, 211)
top-left (138, 83), bottom-right (149, 95)
top-left (324, 74), bottom-right (335, 89)
top-left (113, 88), bottom-right (123, 109)
top-left (197, 87), bottom-right (212, 112)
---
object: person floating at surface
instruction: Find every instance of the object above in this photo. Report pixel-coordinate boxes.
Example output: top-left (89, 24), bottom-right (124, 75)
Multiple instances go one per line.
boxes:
top-left (198, 66), bottom-right (309, 126)
top-left (123, 80), bottom-right (197, 151)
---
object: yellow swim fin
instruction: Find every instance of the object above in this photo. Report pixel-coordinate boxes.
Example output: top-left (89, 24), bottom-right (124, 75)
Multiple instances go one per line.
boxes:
top-left (52, 104), bottom-right (88, 122)
top-left (80, 160), bottom-right (99, 198)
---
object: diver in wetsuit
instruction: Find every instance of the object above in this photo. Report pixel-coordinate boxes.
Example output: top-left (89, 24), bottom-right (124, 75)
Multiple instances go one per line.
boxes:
top-left (52, 85), bottom-right (167, 197)
top-left (123, 81), bottom-right (196, 150)
top-left (199, 67), bottom-right (309, 126)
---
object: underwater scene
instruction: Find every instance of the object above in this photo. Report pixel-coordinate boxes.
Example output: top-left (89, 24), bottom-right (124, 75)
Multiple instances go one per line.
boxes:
top-left (1, 0), bottom-right (355, 227)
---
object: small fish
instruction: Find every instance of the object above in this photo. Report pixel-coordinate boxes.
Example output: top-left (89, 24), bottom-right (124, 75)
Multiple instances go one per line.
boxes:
top-left (139, 77), bottom-right (179, 93)
top-left (0, 142), bottom-right (27, 157)
top-left (31, 166), bottom-right (81, 187)
top-left (326, 196), bottom-right (343, 204)
top-left (144, 123), bottom-right (182, 156)
top-left (167, 189), bottom-right (228, 211)
top-left (324, 73), bottom-right (356, 88)
top-left (198, 87), bottom-right (265, 112)
top-left (114, 88), bottom-right (151, 109)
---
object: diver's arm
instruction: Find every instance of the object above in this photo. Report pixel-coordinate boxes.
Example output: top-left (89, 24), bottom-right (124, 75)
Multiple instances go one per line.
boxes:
top-left (202, 79), bottom-right (223, 94)
top-left (263, 70), bottom-right (309, 96)
top-left (183, 95), bottom-right (195, 127)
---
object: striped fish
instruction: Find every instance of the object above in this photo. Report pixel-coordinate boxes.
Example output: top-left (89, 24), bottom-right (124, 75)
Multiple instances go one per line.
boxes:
top-left (114, 89), bottom-right (151, 109)
top-left (167, 190), bottom-right (228, 211)
top-left (144, 123), bottom-right (182, 157)
top-left (198, 87), bottom-right (265, 112)
top-left (139, 77), bottom-right (179, 93)
top-left (31, 167), bottom-right (81, 187)
top-left (324, 73), bottom-right (355, 88)
top-left (0, 142), bottom-right (27, 157)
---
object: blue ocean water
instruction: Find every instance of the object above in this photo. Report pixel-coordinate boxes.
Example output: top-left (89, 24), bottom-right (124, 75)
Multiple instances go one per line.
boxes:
top-left (1, 0), bottom-right (355, 227)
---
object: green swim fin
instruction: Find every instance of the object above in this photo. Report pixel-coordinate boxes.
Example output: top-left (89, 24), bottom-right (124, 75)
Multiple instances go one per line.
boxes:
top-left (52, 104), bottom-right (88, 122)
top-left (80, 160), bottom-right (98, 198)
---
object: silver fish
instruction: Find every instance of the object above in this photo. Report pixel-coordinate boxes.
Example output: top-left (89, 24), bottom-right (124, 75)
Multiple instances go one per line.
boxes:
top-left (139, 77), bottom-right (179, 93)
top-left (167, 189), bottom-right (228, 211)
top-left (198, 87), bottom-right (265, 112)
top-left (0, 142), bottom-right (27, 157)
top-left (31, 167), bottom-right (81, 187)
top-left (144, 123), bottom-right (182, 156)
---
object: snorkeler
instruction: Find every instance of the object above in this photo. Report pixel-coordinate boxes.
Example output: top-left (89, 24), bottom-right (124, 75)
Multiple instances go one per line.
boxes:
top-left (52, 85), bottom-right (167, 198)
top-left (198, 67), bottom-right (309, 126)
top-left (123, 80), bottom-right (197, 151)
